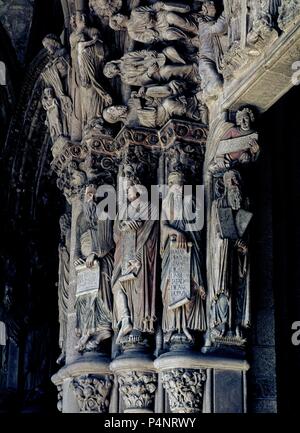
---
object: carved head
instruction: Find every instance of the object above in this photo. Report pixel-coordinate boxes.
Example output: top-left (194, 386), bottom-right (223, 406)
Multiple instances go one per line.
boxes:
top-left (236, 107), bottom-right (255, 131)
top-left (42, 34), bottom-right (62, 55)
top-left (43, 87), bottom-right (55, 99)
top-left (84, 184), bottom-right (97, 203)
top-left (103, 61), bottom-right (120, 78)
top-left (103, 105), bottom-right (128, 124)
top-left (223, 170), bottom-right (242, 210)
top-left (75, 11), bottom-right (88, 31)
top-left (202, 0), bottom-right (217, 18)
top-left (109, 13), bottom-right (128, 30)
top-left (168, 172), bottom-right (185, 188)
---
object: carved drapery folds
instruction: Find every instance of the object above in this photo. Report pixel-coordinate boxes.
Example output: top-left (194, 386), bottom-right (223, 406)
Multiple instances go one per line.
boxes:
top-left (118, 371), bottom-right (157, 412)
top-left (72, 374), bottom-right (113, 413)
top-left (162, 368), bottom-right (206, 413)
top-left (207, 106), bottom-right (260, 348)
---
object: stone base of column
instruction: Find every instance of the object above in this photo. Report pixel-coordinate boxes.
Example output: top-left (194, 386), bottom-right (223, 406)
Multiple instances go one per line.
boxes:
top-left (51, 353), bottom-right (112, 413)
top-left (110, 351), bottom-right (157, 414)
top-left (154, 351), bottom-right (249, 414)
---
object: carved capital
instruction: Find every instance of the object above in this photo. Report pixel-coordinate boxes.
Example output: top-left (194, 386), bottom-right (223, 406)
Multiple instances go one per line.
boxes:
top-left (118, 371), bottom-right (157, 412)
top-left (162, 368), bottom-right (206, 413)
top-left (159, 120), bottom-right (207, 182)
top-left (72, 374), bottom-right (113, 413)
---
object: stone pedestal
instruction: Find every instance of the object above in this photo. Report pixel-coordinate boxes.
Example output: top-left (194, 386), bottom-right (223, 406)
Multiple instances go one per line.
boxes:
top-left (110, 352), bottom-right (157, 414)
top-left (155, 351), bottom-right (249, 413)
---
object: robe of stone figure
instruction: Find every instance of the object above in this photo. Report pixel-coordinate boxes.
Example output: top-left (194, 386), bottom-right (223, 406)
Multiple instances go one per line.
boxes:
top-left (70, 27), bottom-right (110, 139)
top-left (160, 192), bottom-right (206, 338)
top-left (74, 215), bottom-right (114, 347)
top-left (209, 195), bottom-right (250, 333)
top-left (112, 201), bottom-right (158, 335)
top-left (41, 50), bottom-right (72, 134)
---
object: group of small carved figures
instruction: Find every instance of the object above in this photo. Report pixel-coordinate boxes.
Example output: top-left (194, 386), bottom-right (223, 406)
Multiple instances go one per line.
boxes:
top-left (39, 1), bottom-right (265, 362)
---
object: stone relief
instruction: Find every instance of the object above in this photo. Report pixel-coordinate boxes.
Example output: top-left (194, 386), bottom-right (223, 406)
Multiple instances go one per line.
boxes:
top-left (41, 34), bottom-right (72, 134)
top-left (160, 172), bottom-right (206, 346)
top-left (278, 0), bottom-right (300, 30)
top-left (197, 1), bottom-right (227, 100)
top-left (162, 368), bottom-right (206, 413)
top-left (207, 106), bottom-right (260, 346)
top-left (70, 11), bottom-right (112, 140)
top-left (74, 185), bottom-right (114, 352)
top-left (103, 49), bottom-right (197, 87)
top-left (57, 212), bottom-right (71, 365)
top-left (72, 374), bottom-right (113, 413)
top-left (118, 371), bottom-right (157, 411)
top-left (109, 2), bottom-right (197, 44)
top-left (89, 0), bottom-right (122, 19)
top-left (112, 177), bottom-right (158, 345)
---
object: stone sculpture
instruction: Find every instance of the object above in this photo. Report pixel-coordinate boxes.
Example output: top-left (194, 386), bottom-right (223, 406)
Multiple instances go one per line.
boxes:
top-left (160, 172), bottom-right (206, 344)
top-left (103, 49), bottom-right (197, 87)
top-left (197, 0), bottom-right (227, 100)
top-left (112, 179), bottom-right (158, 345)
top-left (70, 11), bottom-right (112, 139)
top-left (41, 34), bottom-right (72, 132)
top-left (74, 185), bottom-right (114, 352)
top-left (57, 212), bottom-right (71, 364)
top-left (109, 2), bottom-right (197, 44)
top-left (209, 170), bottom-right (251, 341)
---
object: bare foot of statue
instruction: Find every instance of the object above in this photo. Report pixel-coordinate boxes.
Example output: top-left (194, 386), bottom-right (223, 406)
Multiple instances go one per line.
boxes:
top-left (56, 351), bottom-right (65, 365)
top-left (116, 317), bottom-right (133, 344)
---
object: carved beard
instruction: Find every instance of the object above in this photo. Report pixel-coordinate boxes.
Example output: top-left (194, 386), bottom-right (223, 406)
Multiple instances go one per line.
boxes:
top-left (83, 200), bottom-right (97, 227)
top-left (227, 185), bottom-right (242, 210)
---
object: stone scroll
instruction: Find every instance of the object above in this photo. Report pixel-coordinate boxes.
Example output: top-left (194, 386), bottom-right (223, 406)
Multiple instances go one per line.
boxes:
top-left (216, 132), bottom-right (258, 156)
top-left (168, 239), bottom-right (192, 310)
top-left (120, 231), bottom-right (137, 281)
top-left (75, 263), bottom-right (100, 297)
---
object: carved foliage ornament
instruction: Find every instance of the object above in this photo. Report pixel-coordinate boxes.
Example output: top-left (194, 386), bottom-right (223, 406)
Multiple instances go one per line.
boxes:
top-left (118, 371), bottom-right (157, 411)
top-left (72, 374), bottom-right (113, 413)
top-left (162, 368), bottom-right (206, 413)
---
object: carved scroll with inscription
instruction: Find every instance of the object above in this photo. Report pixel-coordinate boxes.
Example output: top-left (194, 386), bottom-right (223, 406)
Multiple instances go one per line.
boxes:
top-left (168, 240), bottom-right (192, 310)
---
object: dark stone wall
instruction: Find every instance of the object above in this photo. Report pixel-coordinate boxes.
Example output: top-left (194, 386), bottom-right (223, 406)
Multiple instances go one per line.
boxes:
top-left (249, 84), bottom-right (300, 413)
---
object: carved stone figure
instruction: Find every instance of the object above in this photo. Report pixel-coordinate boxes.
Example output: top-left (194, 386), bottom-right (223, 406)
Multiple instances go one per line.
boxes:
top-left (57, 213), bottom-right (71, 365)
top-left (103, 49), bottom-right (197, 87)
top-left (89, 0), bottom-right (122, 19)
top-left (209, 107), bottom-right (260, 174)
top-left (209, 170), bottom-right (251, 341)
top-left (70, 12), bottom-right (112, 139)
top-left (118, 372), bottom-right (157, 412)
top-left (247, 0), bottom-right (280, 47)
top-left (41, 34), bottom-right (72, 129)
top-left (112, 179), bottom-right (158, 345)
top-left (160, 172), bottom-right (206, 344)
top-left (109, 2), bottom-right (197, 44)
top-left (223, 0), bottom-right (242, 49)
top-left (162, 368), bottom-right (206, 413)
top-left (103, 90), bottom-right (202, 129)
top-left (42, 87), bottom-right (65, 142)
top-left (72, 374), bottom-right (113, 413)
top-left (74, 185), bottom-right (114, 352)
top-left (197, 1), bottom-right (227, 100)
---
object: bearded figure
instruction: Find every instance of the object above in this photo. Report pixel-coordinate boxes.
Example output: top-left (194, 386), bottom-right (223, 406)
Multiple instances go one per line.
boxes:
top-left (111, 179), bottom-right (159, 345)
top-left (209, 170), bottom-right (251, 341)
top-left (74, 185), bottom-right (114, 352)
top-left (160, 172), bottom-right (206, 344)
